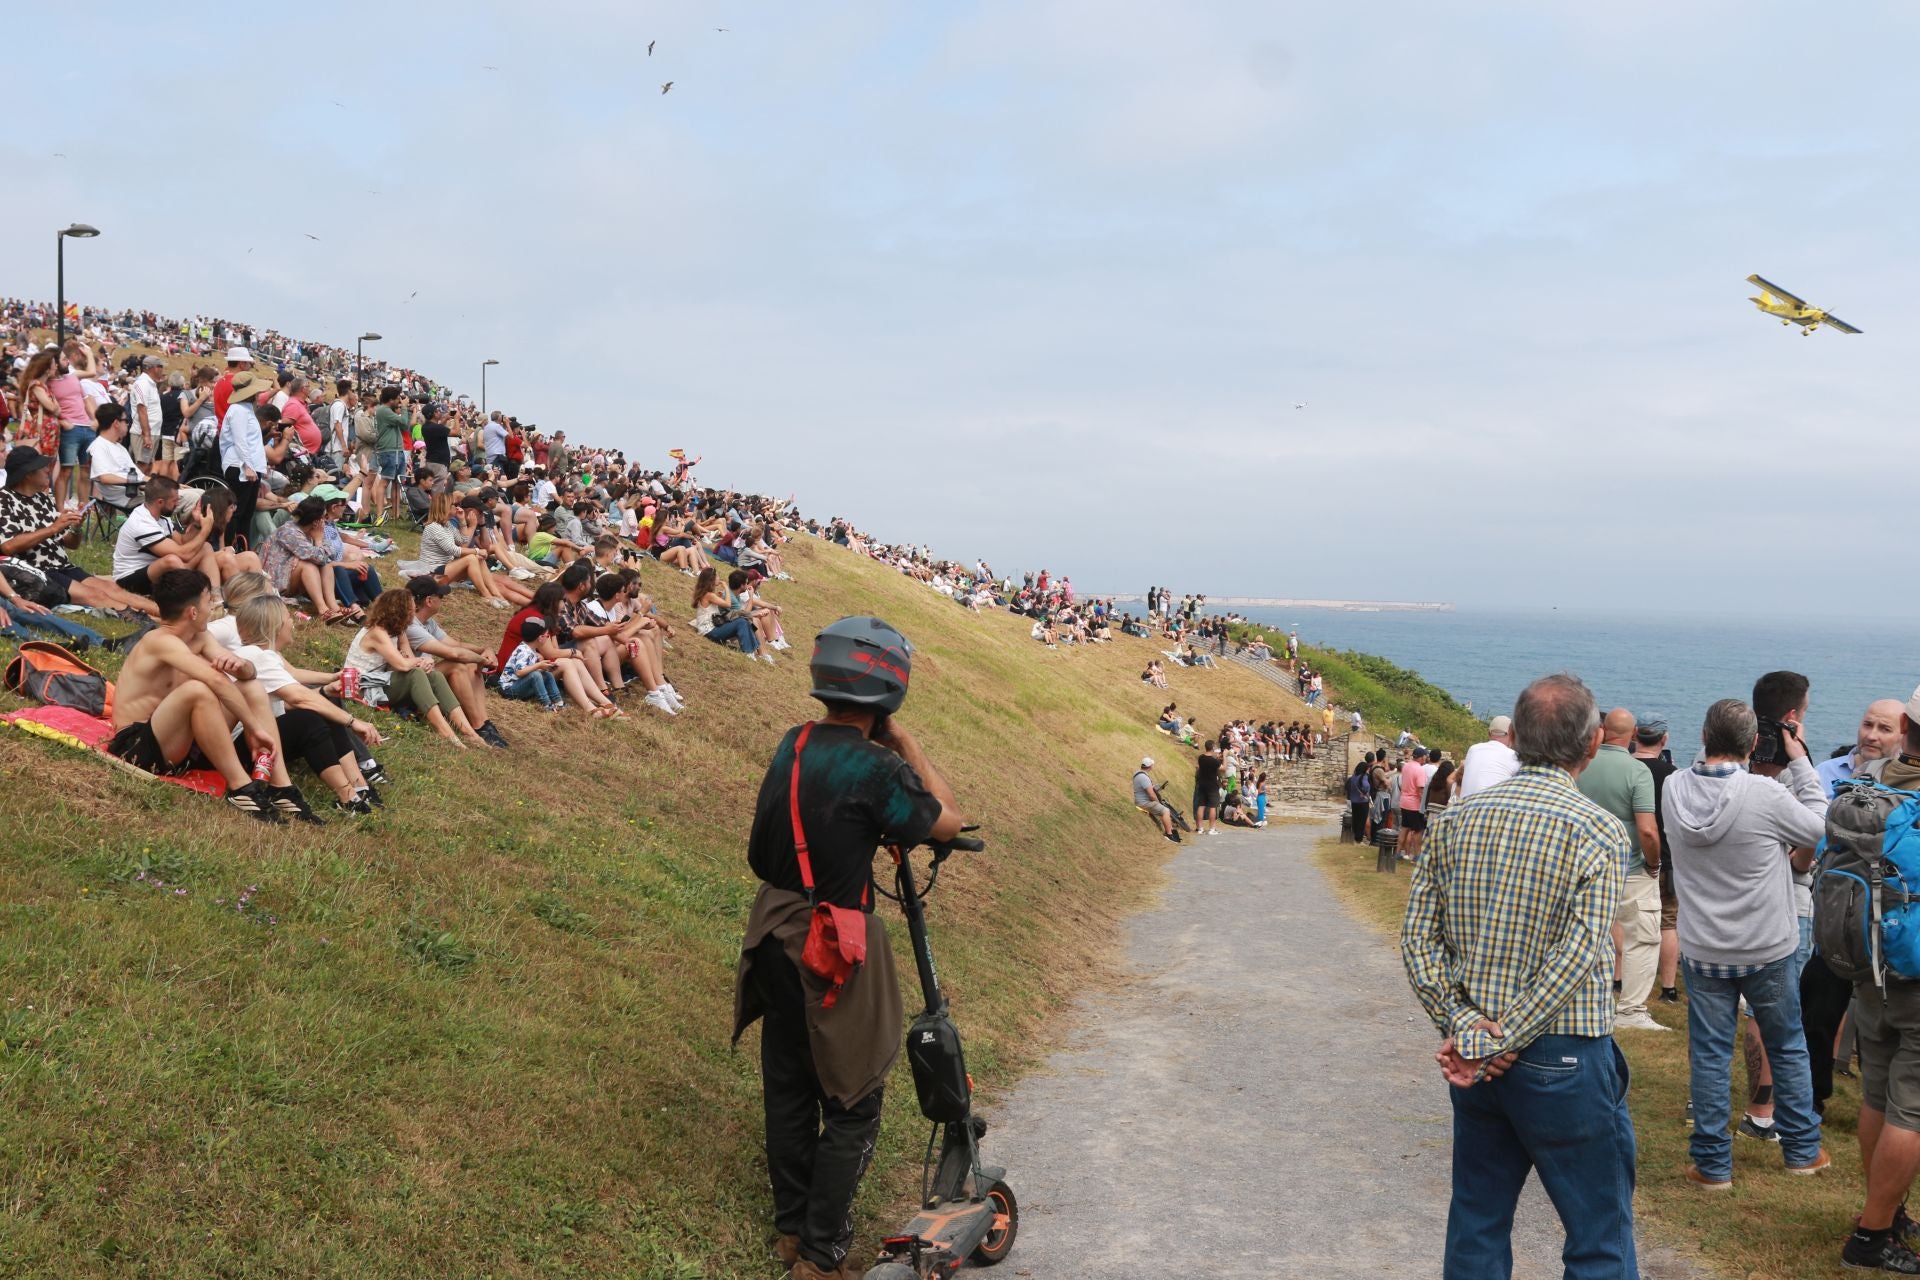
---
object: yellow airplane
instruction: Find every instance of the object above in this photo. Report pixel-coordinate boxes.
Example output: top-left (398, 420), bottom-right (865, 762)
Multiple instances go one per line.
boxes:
top-left (1746, 274), bottom-right (1862, 336)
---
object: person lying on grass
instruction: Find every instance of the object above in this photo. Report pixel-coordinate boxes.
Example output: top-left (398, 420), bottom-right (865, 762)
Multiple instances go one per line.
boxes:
top-left (231, 594), bottom-right (388, 815)
top-left (106, 567), bottom-right (300, 823)
top-left (343, 588), bottom-right (494, 747)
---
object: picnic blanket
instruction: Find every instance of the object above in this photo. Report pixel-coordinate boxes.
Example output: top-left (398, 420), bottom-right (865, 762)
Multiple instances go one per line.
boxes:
top-left (1, 706), bottom-right (228, 797)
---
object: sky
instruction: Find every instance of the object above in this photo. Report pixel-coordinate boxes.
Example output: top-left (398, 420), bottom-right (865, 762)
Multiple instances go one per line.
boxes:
top-left (8, 1), bottom-right (1918, 612)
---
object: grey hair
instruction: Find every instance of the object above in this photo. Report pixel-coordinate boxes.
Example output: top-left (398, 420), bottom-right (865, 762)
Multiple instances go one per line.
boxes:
top-left (1513, 673), bottom-right (1600, 769)
top-left (1703, 698), bottom-right (1759, 760)
top-left (167, 370), bottom-right (187, 389)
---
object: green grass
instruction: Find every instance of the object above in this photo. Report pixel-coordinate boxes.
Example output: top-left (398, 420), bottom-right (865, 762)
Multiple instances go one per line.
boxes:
top-left (0, 528), bottom-right (1308, 1278)
top-left (1314, 835), bottom-right (1863, 1279)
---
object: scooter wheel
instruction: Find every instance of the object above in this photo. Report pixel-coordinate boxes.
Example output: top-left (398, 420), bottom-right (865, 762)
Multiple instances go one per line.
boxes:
top-left (863, 1264), bottom-right (918, 1280)
top-left (969, 1179), bottom-right (1018, 1266)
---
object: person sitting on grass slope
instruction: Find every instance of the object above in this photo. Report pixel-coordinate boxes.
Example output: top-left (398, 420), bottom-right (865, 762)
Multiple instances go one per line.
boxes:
top-left (343, 588), bottom-right (493, 747)
top-left (105, 567), bottom-right (296, 823)
top-left (404, 576), bottom-right (510, 748)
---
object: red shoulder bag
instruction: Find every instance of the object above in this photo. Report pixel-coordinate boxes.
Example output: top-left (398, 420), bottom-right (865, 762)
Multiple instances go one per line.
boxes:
top-left (790, 722), bottom-right (870, 1007)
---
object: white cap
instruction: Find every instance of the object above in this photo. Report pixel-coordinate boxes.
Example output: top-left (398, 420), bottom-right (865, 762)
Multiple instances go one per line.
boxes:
top-left (1489, 715), bottom-right (1513, 737)
top-left (225, 346), bottom-right (252, 363)
top-left (1140, 756), bottom-right (1155, 769)
top-left (1906, 685), bottom-right (1920, 725)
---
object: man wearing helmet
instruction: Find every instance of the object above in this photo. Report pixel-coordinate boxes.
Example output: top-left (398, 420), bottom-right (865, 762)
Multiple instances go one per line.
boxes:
top-left (733, 616), bottom-right (966, 1280)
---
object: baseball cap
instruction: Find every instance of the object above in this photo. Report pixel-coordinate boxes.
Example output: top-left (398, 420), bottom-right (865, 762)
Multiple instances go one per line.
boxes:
top-left (519, 616), bottom-right (548, 640)
top-left (141, 355), bottom-right (164, 368)
top-left (1906, 683), bottom-right (1920, 725)
top-left (406, 576), bottom-right (451, 601)
top-left (311, 484), bottom-right (349, 502)
top-left (1412, 745), bottom-right (1428, 758)
top-left (1634, 716), bottom-right (1669, 742)
top-left (1488, 714), bottom-right (1513, 736)
top-left (225, 346), bottom-right (253, 363)
top-left (1140, 756), bottom-right (1155, 769)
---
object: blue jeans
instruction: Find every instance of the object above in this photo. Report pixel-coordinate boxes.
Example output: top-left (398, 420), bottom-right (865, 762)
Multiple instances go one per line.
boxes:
top-left (1445, 1034), bottom-right (1637, 1280)
top-left (333, 564), bottom-right (383, 607)
top-left (501, 670), bottom-right (561, 707)
top-left (1684, 954), bottom-right (1822, 1179)
top-left (707, 616), bottom-right (758, 655)
top-left (0, 608), bottom-right (104, 648)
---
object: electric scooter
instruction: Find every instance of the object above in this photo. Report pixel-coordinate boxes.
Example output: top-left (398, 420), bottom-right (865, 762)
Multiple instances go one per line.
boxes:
top-left (864, 828), bottom-right (1018, 1279)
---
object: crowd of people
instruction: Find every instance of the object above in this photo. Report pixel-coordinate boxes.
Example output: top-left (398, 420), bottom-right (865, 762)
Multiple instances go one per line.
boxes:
top-left (1398, 669), bottom-right (1920, 1275)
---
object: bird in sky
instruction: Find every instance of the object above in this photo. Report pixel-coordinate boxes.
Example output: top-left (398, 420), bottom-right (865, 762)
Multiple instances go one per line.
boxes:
top-left (331, 100), bottom-right (345, 108)
top-left (303, 233), bottom-right (320, 241)
top-left (661, 81), bottom-right (673, 94)
top-left (51, 152), bottom-right (65, 158)
top-left (482, 65), bottom-right (499, 71)
top-left (403, 291), bottom-right (418, 303)
top-left (647, 39), bottom-right (656, 55)
top-left (715, 27), bottom-right (729, 32)
top-left (1294, 402), bottom-right (1307, 409)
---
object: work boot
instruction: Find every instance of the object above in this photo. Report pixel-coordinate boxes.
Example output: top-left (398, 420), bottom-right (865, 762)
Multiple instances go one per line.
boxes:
top-left (774, 1235), bottom-right (800, 1269)
top-left (790, 1259), bottom-right (863, 1280)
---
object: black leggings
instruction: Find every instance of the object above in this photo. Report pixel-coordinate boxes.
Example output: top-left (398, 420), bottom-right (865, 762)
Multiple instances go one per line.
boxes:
top-left (752, 937), bottom-right (884, 1273)
top-left (223, 466), bottom-right (258, 550)
top-left (277, 707), bottom-right (353, 777)
top-left (1350, 801), bottom-right (1371, 842)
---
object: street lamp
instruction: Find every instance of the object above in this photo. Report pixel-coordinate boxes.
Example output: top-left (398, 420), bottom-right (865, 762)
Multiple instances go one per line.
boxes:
top-left (357, 332), bottom-right (382, 393)
top-left (55, 223), bottom-right (100, 348)
top-left (481, 359), bottom-right (499, 418)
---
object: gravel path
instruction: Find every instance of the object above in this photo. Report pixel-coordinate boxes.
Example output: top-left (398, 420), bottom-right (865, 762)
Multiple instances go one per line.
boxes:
top-left (983, 822), bottom-right (1708, 1279)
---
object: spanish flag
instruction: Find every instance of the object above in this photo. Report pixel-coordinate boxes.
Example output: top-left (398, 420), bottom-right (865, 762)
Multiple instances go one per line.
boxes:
top-left (668, 448), bottom-right (686, 460)
top-left (62, 302), bottom-right (79, 320)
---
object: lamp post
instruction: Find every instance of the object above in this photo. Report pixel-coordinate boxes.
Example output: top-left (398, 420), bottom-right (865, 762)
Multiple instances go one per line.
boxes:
top-left (357, 332), bottom-right (382, 393)
top-left (481, 359), bottom-right (499, 418)
top-left (55, 223), bottom-right (101, 348)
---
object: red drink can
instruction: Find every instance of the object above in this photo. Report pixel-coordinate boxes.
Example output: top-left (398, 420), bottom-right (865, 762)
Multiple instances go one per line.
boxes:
top-left (341, 667), bottom-right (361, 700)
top-left (251, 749), bottom-right (275, 782)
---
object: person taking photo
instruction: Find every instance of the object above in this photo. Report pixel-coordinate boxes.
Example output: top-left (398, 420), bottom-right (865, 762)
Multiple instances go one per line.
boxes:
top-left (732, 616), bottom-right (965, 1280)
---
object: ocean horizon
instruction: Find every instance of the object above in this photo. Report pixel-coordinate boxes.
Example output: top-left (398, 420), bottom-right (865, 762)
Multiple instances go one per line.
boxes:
top-left (1229, 605), bottom-right (1915, 761)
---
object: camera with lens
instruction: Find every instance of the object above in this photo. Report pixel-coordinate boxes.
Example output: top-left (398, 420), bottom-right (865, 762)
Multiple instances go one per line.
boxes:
top-left (1751, 716), bottom-right (1800, 767)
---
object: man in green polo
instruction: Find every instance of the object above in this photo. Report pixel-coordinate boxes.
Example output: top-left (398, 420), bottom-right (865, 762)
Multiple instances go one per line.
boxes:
top-left (1577, 706), bottom-right (1665, 1033)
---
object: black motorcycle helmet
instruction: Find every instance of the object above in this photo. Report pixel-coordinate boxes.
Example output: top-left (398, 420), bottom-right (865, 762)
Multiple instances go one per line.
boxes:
top-left (809, 616), bottom-right (912, 714)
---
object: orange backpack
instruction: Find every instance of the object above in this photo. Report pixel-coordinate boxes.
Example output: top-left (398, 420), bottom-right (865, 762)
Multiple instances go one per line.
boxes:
top-left (3, 642), bottom-right (115, 718)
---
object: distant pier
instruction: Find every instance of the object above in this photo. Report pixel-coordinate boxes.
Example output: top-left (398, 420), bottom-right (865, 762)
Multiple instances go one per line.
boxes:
top-left (1100, 596), bottom-right (1453, 613)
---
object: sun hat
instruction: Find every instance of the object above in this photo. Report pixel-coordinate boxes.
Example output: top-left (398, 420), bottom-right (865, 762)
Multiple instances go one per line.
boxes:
top-left (3, 445), bottom-right (52, 488)
top-left (226, 369), bottom-right (274, 402)
top-left (1488, 714), bottom-right (1513, 736)
top-left (225, 346), bottom-right (253, 363)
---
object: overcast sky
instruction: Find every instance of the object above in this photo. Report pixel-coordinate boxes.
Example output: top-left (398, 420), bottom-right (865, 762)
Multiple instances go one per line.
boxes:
top-left (8, 2), bottom-right (1916, 611)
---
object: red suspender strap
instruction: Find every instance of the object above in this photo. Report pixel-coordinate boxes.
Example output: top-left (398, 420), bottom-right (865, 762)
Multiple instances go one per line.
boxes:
top-left (790, 721), bottom-right (817, 898)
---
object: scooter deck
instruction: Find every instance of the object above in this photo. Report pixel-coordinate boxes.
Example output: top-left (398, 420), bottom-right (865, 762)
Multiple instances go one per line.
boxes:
top-left (875, 1197), bottom-right (1002, 1275)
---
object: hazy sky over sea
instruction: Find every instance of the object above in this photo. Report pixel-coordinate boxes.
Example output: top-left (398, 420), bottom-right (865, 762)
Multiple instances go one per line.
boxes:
top-left (8, 2), bottom-right (1917, 612)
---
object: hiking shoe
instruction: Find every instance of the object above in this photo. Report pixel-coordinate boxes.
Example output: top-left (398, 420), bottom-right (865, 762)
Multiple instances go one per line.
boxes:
top-left (269, 786), bottom-right (327, 826)
top-left (1788, 1148), bottom-right (1833, 1175)
top-left (774, 1234), bottom-right (800, 1269)
top-left (1738, 1115), bottom-right (1781, 1143)
top-left (225, 779), bottom-right (281, 823)
top-left (1844, 1232), bottom-right (1920, 1273)
top-left (1685, 1166), bottom-right (1732, 1192)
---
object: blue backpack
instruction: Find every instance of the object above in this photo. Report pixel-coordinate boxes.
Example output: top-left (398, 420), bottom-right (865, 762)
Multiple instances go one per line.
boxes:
top-left (1813, 777), bottom-right (1920, 986)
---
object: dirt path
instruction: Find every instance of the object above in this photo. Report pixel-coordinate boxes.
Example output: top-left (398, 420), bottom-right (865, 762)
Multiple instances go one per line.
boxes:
top-left (983, 822), bottom-right (1707, 1278)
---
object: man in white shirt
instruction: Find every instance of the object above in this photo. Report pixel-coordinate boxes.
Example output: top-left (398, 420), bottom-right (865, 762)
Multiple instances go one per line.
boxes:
top-left (127, 356), bottom-right (166, 466)
top-left (327, 380), bottom-right (354, 473)
top-left (1457, 714), bottom-right (1522, 800)
top-left (85, 405), bottom-right (145, 512)
top-left (111, 475), bottom-right (220, 597)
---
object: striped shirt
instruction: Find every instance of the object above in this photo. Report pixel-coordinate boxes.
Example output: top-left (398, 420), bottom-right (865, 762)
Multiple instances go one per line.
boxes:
top-left (1401, 764), bottom-right (1627, 1061)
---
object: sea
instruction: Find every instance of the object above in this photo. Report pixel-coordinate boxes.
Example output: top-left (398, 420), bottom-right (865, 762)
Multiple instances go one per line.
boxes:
top-left (1232, 606), bottom-right (1919, 763)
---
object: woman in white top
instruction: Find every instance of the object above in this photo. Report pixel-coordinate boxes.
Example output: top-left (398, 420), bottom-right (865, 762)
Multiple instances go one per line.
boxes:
top-left (231, 594), bottom-right (386, 815)
top-left (397, 491), bottom-right (516, 608)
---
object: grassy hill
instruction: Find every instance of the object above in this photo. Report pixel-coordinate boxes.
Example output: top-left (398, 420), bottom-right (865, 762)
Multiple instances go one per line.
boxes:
top-left (0, 530), bottom-right (1312, 1278)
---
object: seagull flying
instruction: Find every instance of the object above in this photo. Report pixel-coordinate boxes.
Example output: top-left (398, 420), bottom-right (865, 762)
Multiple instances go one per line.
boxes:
top-left (715, 27), bottom-right (729, 32)
top-left (661, 81), bottom-right (673, 94)
top-left (647, 39), bottom-right (655, 55)
top-left (403, 291), bottom-right (418, 303)
top-left (331, 100), bottom-right (346, 108)
top-left (1294, 402), bottom-right (1307, 409)
top-left (482, 65), bottom-right (500, 71)
top-left (303, 233), bottom-right (320, 241)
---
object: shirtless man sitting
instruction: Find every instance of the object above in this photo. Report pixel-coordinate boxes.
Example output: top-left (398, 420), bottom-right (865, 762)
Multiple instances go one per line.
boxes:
top-left (107, 567), bottom-right (304, 823)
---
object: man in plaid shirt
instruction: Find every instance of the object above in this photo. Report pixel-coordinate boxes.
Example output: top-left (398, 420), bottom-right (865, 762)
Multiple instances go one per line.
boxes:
top-left (1401, 672), bottom-right (1638, 1280)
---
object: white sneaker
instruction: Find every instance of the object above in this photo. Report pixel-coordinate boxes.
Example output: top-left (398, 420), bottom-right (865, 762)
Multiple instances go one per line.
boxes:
top-left (771, 639), bottom-right (790, 651)
top-left (759, 651), bottom-right (776, 665)
top-left (662, 683), bottom-right (684, 704)
top-left (509, 567), bottom-right (534, 581)
top-left (1614, 1011), bottom-right (1669, 1032)
top-left (644, 690), bottom-right (678, 716)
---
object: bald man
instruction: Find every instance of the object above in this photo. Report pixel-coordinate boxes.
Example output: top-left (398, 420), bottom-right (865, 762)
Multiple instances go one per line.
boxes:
top-left (1818, 698), bottom-right (1906, 798)
top-left (1579, 707), bottom-right (1665, 1032)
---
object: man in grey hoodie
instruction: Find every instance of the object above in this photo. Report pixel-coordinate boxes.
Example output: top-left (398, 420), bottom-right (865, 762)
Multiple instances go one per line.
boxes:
top-left (1665, 697), bottom-right (1830, 1190)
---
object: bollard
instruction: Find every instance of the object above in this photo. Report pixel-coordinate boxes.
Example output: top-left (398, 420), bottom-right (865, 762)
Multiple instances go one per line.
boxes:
top-left (1375, 826), bottom-right (1400, 874)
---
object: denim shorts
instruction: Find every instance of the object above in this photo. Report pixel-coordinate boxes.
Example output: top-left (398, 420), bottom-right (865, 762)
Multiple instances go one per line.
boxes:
top-left (375, 449), bottom-right (407, 480)
top-left (59, 424), bottom-right (97, 466)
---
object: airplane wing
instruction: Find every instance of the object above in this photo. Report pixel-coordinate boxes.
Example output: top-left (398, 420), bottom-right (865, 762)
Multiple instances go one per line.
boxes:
top-left (1746, 274), bottom-right (1807, 307)
top-left (1822, 314), bottom-right (1863, 335)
